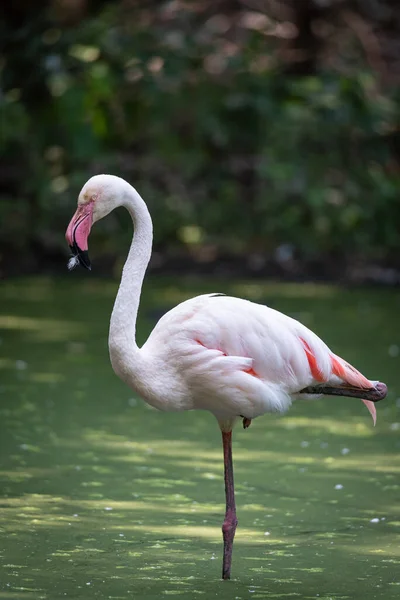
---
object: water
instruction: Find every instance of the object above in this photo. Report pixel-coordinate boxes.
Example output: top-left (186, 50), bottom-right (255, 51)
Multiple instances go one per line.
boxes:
top-left (0, 276), bottom-right (399, 599)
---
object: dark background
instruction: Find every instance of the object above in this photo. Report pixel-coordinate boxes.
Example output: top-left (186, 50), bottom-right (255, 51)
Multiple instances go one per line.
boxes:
top-left (1, 0), bottom-right (399, 282)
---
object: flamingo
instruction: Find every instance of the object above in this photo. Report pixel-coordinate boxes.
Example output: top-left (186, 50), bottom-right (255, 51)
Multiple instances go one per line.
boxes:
top-left (65, 174), bottom-right (387, 580)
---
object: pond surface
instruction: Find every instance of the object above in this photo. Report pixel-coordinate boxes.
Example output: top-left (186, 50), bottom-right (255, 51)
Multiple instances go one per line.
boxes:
top-left (0, 276), bottom-right (399, 600)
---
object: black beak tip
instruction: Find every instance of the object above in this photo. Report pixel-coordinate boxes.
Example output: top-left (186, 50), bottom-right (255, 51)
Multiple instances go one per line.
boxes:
top-left (78, 250), bottom-right (91, 270)
top-left (69, 245), bottom-right (91, 271)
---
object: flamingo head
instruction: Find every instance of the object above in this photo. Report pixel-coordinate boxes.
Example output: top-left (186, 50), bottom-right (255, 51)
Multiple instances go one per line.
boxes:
top-left (65, 174), bottom-right (126, 270)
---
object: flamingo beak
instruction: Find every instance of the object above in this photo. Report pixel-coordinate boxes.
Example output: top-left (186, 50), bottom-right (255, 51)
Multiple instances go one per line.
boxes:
top-left (65, 201), bottom-right (94, 270)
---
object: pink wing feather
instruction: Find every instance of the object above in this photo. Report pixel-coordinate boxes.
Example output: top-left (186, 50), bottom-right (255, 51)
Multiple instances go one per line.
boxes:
top-left (302, 340), bottom-right (377, 425)
top-left (330, 353), bottom-right (377, 426)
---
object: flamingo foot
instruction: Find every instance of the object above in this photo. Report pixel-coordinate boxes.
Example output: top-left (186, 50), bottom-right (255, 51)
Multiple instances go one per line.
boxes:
top-left (242, 417), bottom-right (252, 429)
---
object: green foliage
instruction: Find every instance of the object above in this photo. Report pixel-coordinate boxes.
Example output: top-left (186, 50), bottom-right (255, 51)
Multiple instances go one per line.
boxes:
top-left (1, 2), bottom-right (399, 271)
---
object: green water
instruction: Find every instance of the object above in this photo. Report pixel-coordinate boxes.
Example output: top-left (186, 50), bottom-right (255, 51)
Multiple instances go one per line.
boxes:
top-left (0, 276), bottom-right (399, 600)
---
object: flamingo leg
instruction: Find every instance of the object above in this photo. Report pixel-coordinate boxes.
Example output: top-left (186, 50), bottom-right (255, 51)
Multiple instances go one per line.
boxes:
top-left (221, 430), bottom-right (238, 580)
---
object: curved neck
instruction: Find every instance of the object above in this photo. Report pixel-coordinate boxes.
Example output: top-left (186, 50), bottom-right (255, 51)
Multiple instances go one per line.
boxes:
top-left (109, 184), bottom-right (153, 366)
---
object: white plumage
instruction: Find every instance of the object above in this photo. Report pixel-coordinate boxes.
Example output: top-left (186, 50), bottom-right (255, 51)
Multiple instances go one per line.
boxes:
top-left (138, 294), bottom-right (330, 418)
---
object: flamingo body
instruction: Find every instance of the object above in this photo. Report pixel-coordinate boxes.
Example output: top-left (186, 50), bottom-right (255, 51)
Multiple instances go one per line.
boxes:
top-left (130, 294), bottom-right (358, 417)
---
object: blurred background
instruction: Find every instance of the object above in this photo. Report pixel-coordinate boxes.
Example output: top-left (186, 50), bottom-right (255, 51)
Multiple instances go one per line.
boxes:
top-left (1, 0), bottom-right (400, 281)
top-left (1, 3), bottom-right (400, 598)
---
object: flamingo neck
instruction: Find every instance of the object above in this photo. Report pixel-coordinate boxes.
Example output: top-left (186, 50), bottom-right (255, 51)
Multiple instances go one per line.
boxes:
top-left (108, 184), bottom-right (153, 378)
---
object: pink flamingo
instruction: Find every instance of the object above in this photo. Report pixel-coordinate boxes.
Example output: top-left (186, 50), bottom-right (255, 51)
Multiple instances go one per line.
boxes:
top-left (65, 175), bottom-right (387, 580)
